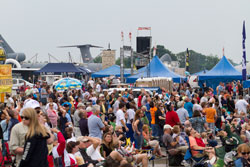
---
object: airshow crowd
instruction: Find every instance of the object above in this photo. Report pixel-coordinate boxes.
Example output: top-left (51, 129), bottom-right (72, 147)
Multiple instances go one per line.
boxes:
top-left (1, 78), bottom-right (250, 167)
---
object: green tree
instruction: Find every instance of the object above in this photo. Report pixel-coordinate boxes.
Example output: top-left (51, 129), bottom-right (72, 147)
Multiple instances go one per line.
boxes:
top-left (154, 45), bottom-right (177, 61)
top-left (93, 55), bottom-right (102, 63)
top-left (176, 50), bottom-right (220, 74)
top-left (116, 57), bottom-right (132, 68)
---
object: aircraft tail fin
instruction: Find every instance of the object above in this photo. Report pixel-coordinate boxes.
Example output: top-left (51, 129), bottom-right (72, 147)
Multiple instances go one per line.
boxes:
top-left (0, 35), bottom-right (14, 53)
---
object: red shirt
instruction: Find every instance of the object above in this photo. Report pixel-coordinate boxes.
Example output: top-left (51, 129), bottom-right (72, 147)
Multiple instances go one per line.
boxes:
top-left (138, 95), bottom-right (142, 108)
top-left (195, 137), bottom-right (205, 147)
top-left (165, 110), bottom-right (180, 127)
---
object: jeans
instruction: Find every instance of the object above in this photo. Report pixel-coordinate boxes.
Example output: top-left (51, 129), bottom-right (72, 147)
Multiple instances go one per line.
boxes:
top-left (156, 124), bottom-right (163, 145)
top-left (215, 117), bottom-right (221, 129)
top-left (151, 124), bottom-right (158, 137)
top-left (133, 133), bottom-right (143, 149)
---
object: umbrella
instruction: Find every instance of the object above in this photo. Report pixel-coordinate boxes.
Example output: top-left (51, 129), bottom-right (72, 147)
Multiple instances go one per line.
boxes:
top-left (54, 78), bottom-right (82, 91)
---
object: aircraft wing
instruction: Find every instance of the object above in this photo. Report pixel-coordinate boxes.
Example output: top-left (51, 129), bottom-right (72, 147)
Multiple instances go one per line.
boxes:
top-left (58, 44), bottom-right (102, 48)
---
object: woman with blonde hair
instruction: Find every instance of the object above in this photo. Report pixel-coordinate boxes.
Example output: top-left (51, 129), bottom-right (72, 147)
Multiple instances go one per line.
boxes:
top-left (19, 108), bottom-right (53, 167)
top-left (101, 132), bottom-right (116, 158)
top-left (142, 125), bottom-right (164, 157)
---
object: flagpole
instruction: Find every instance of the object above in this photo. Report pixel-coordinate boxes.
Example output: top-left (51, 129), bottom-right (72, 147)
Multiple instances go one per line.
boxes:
top-left (120, 31), bottom-right (124, 83)
top-left (129, 32), bottom-right (134, 75)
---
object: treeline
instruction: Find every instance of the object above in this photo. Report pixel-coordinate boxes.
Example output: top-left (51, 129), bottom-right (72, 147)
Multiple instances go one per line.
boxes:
top-left (155, 45), bottom-right (237, 74)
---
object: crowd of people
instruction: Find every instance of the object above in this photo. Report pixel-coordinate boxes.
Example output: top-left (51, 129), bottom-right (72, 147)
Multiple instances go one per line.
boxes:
top-left (1, 78), bottom-right (250, 167)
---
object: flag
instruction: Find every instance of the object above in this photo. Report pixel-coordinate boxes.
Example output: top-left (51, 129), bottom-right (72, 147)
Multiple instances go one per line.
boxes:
top-left (129, 32), bottom-right (132, 42)
top-left (133, 64), bottom-right (137, 72)
top-left (121, 31), bottom-right (124, 41)
top-left (242, 21), bottom-right (247, 81)
top-left (153, 45), bottom-right (157, 56)
top-left (138, 27), bottom-right (151, 30)
top-left (185, 48), bottom-right (190, 72)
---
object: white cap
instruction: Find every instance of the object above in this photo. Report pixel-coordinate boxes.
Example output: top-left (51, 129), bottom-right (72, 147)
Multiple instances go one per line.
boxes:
top-left (99, 94), bottom-right (105, 98)
top-left (23, 99), bottom-right (40, 109)
top-left (164, 124), bottom-right (173, 130)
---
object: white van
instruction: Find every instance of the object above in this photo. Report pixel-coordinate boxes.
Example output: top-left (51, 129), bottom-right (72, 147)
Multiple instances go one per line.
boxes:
top-left (12, 78), bottom-right (34, 90)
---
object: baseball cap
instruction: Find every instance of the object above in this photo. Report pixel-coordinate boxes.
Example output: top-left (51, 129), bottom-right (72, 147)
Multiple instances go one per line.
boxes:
top-left (164, 124), bottom-right (173, 130)
top-left (23, 99), bottom-right (40, 109)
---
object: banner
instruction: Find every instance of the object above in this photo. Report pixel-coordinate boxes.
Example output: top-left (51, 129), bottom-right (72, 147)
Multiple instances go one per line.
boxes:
top-left (185, 48), bottom-right (190, 72)
top-left (0, 64), bottom-right (12, 93)
top-left (138, 27), bottom-right (151, 30)
top-left (242, 21), bottom-right (247, 81)
top-left (0, 47), bottom-right (7, 61)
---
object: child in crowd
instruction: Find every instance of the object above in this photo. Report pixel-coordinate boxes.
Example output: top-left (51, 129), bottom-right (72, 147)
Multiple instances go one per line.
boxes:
top-left (172, 125), bottom-right (186, 146)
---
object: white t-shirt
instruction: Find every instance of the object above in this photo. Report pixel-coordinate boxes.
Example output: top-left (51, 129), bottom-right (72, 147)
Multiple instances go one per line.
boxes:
top-left (113, 100), bottom-right (120, 114)
top-left (87, 80), bottom-right (95, 88)
top-left (32, 88), bottom-right (39, 94)
top-left (126, 109), bottom-right (135, 124)
top-left (6, 97), bottom-right (14, 107)
top-left (116, 109), bottom-right (125, 127)
top-left (141, 96), bottom-right (147, 106)
top-left (200, 96), bottom-right (208, 104)
top-left (218, 95), bottom-right (223, 108)
top-left (235, 99), bottom-right (249, 114)
top-left (86, 145), bottom-right (104, 161)
top-left (193, 104), bottom-right (203, 112)
top-left (95, 84), bottom-right (101, 93)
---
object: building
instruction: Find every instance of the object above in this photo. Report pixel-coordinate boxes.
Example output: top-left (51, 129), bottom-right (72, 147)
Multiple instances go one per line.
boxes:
top-left (101, 49), bottom-right (116, 69)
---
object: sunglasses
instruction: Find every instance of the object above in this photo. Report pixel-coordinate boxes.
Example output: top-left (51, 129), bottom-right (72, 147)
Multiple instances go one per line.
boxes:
top-left (21, 116), bottom-right (30, 120)
top-left (241, 152), bottom-right (250, 155)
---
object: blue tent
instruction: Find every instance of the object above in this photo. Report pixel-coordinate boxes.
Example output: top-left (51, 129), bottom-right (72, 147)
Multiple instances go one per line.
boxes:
top-left (192, 70), bottom-right (208, 76)
top-left (35, 63), bottom-right (82, 75)
top-left (126, 56), bottom-right (186, 83)
top-left (243, 80), bottom-right (250, 88)
top-left (198, 56), bottom-right (242, 92)
top-left (91, 65), bottom-right (131, 78)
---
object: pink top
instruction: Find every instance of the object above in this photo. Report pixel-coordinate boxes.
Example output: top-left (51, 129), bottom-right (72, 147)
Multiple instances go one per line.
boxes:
top-left (87, 111), bottom-right (93, 118)
top-left (47, 109), bottom-right (58, 127)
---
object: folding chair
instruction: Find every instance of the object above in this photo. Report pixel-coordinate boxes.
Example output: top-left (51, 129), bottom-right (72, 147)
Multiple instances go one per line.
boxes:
top-left (1, 142), bottom-right (14, 167)
top-left (184, 136), bottom-right (207, 166)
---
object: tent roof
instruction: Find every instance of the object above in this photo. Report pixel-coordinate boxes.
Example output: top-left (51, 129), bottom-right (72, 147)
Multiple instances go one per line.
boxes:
top-left (198, 56), bottom-right (242, 80)
top-left (35, 63), bottom-right (82, 75)
top-left (126, 56), bottom-right (186, 83)
top-left (77, 66), bottom-right (92, 74)
top-left (91, 65), bottom-right (131, 78)
top-left (243, 80), bottom-right (250, 88)
top-left (192, 70), bottom-right (208, 76)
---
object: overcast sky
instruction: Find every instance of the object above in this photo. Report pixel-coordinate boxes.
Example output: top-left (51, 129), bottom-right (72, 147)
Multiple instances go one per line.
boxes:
top-left (0, 0), bottom-right (249, 64)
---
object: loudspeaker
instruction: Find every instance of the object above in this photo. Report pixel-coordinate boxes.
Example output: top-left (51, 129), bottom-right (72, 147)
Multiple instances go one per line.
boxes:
top-left (136, 37), bottom-right (151, 54)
